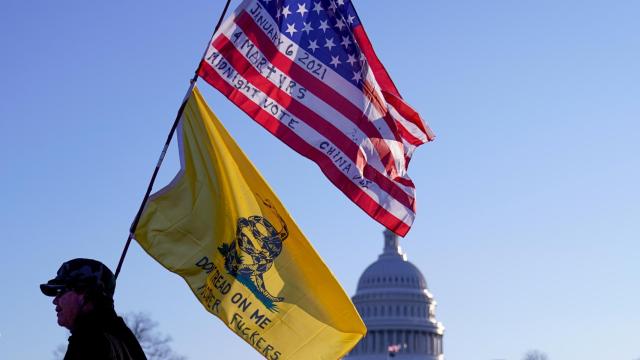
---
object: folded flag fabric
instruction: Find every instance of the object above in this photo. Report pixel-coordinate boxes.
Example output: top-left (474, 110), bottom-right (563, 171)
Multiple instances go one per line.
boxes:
top-left (198, 0), bottom-right (434, 236)
top-left (134, 87), bottom-right (366, 359)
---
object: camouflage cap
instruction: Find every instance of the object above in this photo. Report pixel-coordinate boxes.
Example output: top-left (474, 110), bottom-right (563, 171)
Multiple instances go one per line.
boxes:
top-left (40, 258), bottom-right (116, 298)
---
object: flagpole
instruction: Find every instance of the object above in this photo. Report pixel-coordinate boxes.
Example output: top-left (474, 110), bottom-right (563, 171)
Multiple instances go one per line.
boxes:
top-left (114, 0), bottom-right (232, 279)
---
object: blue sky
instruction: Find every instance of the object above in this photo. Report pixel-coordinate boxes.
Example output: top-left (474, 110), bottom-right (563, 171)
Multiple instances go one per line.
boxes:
top-left (1, 0), bottom-right (639, 359)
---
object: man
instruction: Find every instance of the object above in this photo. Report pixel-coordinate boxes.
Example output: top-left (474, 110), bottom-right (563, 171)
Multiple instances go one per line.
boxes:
top-left (41, 258), bottom-right (147, 360)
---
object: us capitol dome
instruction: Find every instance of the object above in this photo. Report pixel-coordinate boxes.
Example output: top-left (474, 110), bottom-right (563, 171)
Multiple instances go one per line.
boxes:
top-left (345, 230), bottom-right (444, 359)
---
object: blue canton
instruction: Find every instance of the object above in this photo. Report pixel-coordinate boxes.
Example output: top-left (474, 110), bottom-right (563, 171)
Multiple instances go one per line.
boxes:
top-left (258, 0), bottom-right (366, 87)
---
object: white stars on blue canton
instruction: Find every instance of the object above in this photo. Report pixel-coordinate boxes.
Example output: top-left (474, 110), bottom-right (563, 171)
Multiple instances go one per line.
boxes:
top-left (285, 23), bottom-right (297, 36)
top-left (312, 1), bottom-right (323, 15)
top-left (308, 39), bottom-right (320, 52)
top-left (340, 35), bottom-right (351, 48)
top-left (301, 22), bottom-right (313, 34)
top-left (296, 3), bottom-right (308, 16)
top-left (330, 55), bottom-right (341, 68)
top-left (259, 0), bottom-right (365, 87)
top-left (324, 37), bottom-right (336, 51)
top-left (318, 19), bottom-right (330, 32)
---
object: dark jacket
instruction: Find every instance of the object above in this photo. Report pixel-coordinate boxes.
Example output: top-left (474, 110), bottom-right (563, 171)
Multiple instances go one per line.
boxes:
top-left (64, 309), bottom-right (147, 360)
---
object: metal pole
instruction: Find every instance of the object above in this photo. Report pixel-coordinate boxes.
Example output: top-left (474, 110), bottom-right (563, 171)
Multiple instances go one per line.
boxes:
top-left (114, 0), bottom-right (232, 279)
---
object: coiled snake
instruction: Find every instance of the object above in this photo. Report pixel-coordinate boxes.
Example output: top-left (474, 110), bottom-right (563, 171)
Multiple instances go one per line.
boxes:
top-left (220, 197), bottom-right (288, 303)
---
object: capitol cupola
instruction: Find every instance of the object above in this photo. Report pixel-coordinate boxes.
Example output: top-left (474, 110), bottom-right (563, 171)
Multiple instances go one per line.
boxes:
top-left (346, 230), bottom-right (444, 359)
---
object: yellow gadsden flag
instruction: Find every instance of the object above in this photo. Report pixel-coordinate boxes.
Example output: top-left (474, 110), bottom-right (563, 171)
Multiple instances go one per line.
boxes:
top-left (134, 87), bottom-right (366, 359)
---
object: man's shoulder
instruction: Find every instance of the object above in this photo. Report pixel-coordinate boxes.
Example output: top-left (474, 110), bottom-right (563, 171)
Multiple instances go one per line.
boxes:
top-left (66, 327), bottom-right (146, 360)
top-left (66, 330), bottom-right (114, 360)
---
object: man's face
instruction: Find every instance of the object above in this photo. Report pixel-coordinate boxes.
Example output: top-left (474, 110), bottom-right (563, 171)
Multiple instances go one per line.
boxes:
top-left (52, 290), bottom-right (85, 330)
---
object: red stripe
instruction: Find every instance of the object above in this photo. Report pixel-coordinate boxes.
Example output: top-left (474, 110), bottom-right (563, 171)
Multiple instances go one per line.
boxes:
top-left (233, 11), bottom-right (404, 176)
top-left (354, 24), bottom-right (436, 143)
top-left (384, 91), bottom-right (435, 142)
top-left (209, 34), bottom-right (416, 211)
top-left (395, 176), bottom-right (415, 188)
top-left (394, 113), bottom-right (427, 147)
top-left (362, 79), bottom-right (403, 147)
top-left (396, 120), bottom-right (425, 147)
top-left (198, 61), bottom-right (412, 236)
top-left (352, 25), bottom-right (401, 99)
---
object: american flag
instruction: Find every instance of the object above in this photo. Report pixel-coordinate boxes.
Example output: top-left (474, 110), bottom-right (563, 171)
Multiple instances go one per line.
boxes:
top-left (197, 0), bottom-right (434, 236)
top-left (388, 343), bottom-right (402, 356)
